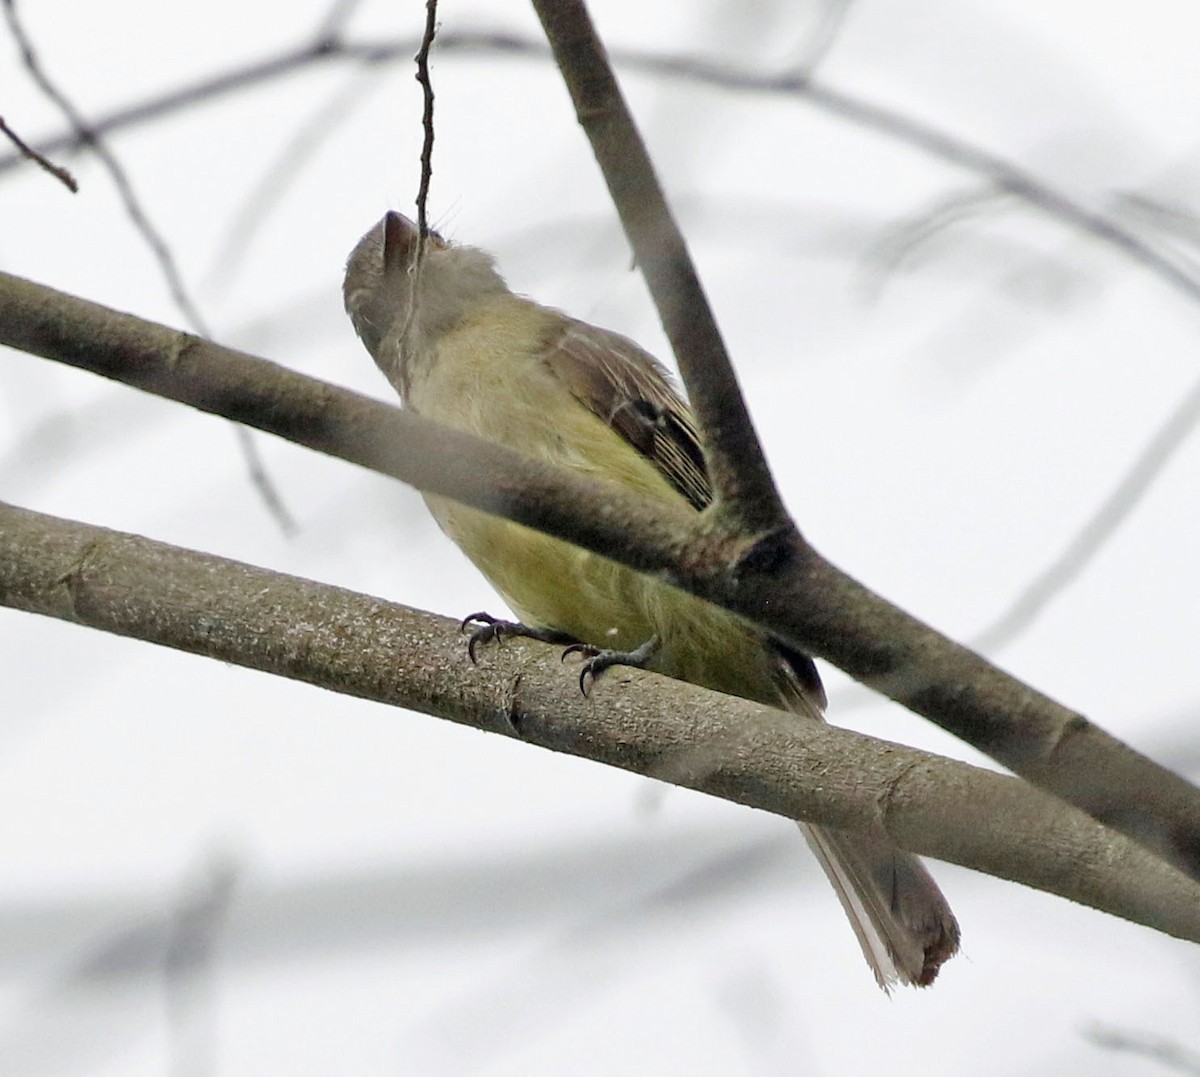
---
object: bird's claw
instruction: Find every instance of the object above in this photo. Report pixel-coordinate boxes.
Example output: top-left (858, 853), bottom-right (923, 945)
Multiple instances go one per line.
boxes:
top-left (461, 612), bottom-right (513, 663)
top-left (561, 636), bottom-right (661, 696)
top-left (461, 613), bottom-right (577, 663)
top-left (561, 642), bottom-right (602, 695)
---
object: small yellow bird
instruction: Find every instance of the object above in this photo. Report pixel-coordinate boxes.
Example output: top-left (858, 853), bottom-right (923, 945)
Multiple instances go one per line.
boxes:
top-left (343, 211), bottom-right (959, 988)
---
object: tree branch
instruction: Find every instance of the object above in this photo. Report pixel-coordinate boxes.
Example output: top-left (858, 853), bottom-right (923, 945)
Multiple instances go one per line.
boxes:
top-left (0, 113), bottom-right (76, 191)
top-left (3, 0), bottom-right (296, 537)
top-left (13, 19), bottom-right (1186, 667)
top-left (970, 369), bottom-right (1200, 652)
top-left (9, 27), bottom-right (1196, 633)
top-left (2, 270), bottom-right (1199, 880)
top-left (531, 0), bottom-right (787, 533)
top-left (2, 499), bottom-right (1198, 943)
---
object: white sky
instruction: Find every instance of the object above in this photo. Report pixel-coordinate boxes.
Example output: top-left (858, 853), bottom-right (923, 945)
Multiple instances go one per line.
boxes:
top-left (3, 1), bottom-right (1200, 1074)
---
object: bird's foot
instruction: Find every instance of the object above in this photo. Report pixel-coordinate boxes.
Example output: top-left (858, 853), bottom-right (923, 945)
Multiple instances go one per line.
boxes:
top-left (562, 635), bottom-right (661, 695)
top-left (460, 612), bottom-right (577, 663)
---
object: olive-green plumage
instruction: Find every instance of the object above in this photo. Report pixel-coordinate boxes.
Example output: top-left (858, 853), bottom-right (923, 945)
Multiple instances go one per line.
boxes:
top-left (344, 211), bottom-right (959, 988)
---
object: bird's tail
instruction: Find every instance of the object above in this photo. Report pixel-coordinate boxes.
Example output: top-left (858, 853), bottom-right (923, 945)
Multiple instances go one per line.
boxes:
top-left (799, 821), bottom-right (960, 989)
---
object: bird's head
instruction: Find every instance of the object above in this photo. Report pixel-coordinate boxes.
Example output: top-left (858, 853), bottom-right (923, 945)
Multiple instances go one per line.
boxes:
top-left (343, 211), bottom-right (506, 388)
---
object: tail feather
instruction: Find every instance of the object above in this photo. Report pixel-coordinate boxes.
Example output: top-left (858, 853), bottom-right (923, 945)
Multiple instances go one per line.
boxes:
top-left (800, 821), bottom-right (959, 989)
top-left (773, 649), bottom-right (959, 988)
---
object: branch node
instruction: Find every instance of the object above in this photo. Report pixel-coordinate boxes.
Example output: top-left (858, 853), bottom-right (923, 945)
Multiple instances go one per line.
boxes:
top-left (502, 669), bottom-right (528, 738)
top-left (878, 757), bottom-right (923, 838)
top-left (55, 539), bottom-right (100, 619)
top-left (732, 522), bottom-right (800, 581)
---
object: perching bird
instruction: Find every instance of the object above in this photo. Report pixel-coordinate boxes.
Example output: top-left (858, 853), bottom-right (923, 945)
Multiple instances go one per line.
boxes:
top-left (343, 210), bottom-right (959, 988)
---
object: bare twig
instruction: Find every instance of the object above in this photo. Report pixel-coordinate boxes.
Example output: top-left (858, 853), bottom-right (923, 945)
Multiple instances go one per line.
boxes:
top-left (3, 497), bottom-right (1200, 941)
top-left (414, 0), bottom-right (438, 245)
top-left (398, 2), bottom-right (440, 367)
top-left (0, 113), bottom-right (76, 191)
top-left (2, 0), bottom-right (296, 536)
top-left (232, 426), bottom-right (297, 536)
top-left (2, 0), bottom-right (209, 335)
top-left (972, 370), bottom-right (1200, 652)
top-left (3, 271), bottom-right (1199, 879)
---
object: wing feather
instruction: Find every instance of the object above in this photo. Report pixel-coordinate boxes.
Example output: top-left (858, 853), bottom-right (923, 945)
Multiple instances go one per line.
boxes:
top-left (538, 320), bottom-right (712, 512)
top-left (539, 316), bottom-right (825, 701)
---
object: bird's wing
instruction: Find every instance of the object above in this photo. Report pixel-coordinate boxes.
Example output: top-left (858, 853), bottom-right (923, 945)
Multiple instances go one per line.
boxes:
top-left (537, 316), bottom-right (958, 991)
top-left (538, 318), bottom-right (712, 513)
top-left (539, 315), bottom-right (825, 704)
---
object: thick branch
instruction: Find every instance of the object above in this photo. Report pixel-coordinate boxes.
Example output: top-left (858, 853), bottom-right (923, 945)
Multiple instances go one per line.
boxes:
top-left (2, 271), bottom-right (1199, 880)
top-left (0, 272), bottom-right (692, 574)
top-left (2, 499), bottom-right (1198, 943)
top-left (717, 553), bottom-right (1200, 875)
top-left (529, 0), bottom-right (785, 533)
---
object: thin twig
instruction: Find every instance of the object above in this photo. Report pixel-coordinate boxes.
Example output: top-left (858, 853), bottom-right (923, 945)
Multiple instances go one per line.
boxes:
top-left (414, 0), bottom-right (438, 246)
top-left (2, 0), bottom-right (296, 536)
top-left (971, 370), bottom-right (1200, 652)
top-left (398, 2), bottom-right (440, 367)
top-left (0, 113), bottom-right (77, 191)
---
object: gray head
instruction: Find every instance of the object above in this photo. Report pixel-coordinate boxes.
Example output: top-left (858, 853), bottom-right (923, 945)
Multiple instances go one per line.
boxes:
top-left (343, 212), bottom-right (507, 392)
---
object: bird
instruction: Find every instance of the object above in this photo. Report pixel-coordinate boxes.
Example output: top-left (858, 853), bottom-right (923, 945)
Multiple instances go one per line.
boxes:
top-left (343, 210), bottom-right (960, 988)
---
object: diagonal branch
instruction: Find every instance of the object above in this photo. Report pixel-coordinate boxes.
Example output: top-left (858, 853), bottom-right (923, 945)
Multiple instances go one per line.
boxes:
top-left (6, 27), bottom-right (1198, 668)
top-left (3, 0), bottom-right (295, 535)
top-left (525, 0), bottom-right (1200, 883)
top-left (971, 370), bottom-right (1200, 652)
top-left (2, 499), bottom-right (1198, 943)
top-left (2, 271), bottom-right (1199, 881)
top-left (530, 0), bottom-right (786, 533)
top-left (0, 113), bottom-right (77, 191)
top-left (2, 0), bottom-right (208, 337)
